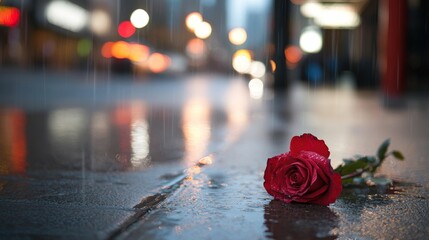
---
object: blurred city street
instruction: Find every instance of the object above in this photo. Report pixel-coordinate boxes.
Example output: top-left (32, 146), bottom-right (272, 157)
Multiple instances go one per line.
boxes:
top-left (1, 69), bottom-right (429, 239)
top-left (1, 0), bottom-right (429, 239)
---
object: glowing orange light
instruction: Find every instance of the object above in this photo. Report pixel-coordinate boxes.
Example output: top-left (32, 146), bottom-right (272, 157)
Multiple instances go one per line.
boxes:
top-left (186, 38), bottom-right (206, 58)
top-left (0, 6), bottom-right (20, 27)
top-left (148, 53), bottom-right (170, 73)
top-left (112, 41), bottom-right (129, 59)
top-left (118, 20), bottom-right (135, 38)
top-left (270, 60), bottom-right (276, 72)
top-left (101, 42), bottom-right (113, 58)
top-left (285, 45), bottom-right (302, 64)
top-left (128, 43), bottom-right (150, 62)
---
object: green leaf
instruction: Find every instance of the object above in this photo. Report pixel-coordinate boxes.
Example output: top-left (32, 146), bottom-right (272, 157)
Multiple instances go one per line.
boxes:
top-left (366, 156), bottom-right (378, 164)
top-left (377, 139), bottom-right (390, 160)
top-left (335, 158), bottom-right (369, 176)
top-left (343, 158), bottom-right (355, 164)
top-left (392, 150), bottom-right (404, 160)
top-left (341, 178), bottom-right (354, 185)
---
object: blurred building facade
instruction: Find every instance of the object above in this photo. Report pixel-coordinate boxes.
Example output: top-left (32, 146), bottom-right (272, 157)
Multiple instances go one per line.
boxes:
top-left (0, 0), bottom-right (429, 92)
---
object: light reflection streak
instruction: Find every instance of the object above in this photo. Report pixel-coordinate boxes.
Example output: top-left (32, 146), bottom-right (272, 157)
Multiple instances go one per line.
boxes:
top-left (225, 79), bottom-right (249, 143)
top-left (0, 109), bottom-right (27, 174)
top-left (113, 102), bottom-right (151, 169)
top-left (49, 108), bottom-right (86, 160)
top-left (130, 119), bottom-right (149, 167)
top-left (182, 97), bottom-right (211, 166)
top-left (90, 111), bottom-right (110, 170)
top-left (130, 102), bottom-right (150, 168)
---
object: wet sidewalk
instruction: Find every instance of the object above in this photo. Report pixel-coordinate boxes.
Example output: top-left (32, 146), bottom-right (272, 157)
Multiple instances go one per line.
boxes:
top-left (117, 85), bottom-right (429, 240)
top-left (1, 71), bottom-right (429, 239)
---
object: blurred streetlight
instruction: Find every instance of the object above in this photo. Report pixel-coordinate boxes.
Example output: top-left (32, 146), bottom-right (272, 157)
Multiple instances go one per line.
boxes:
top-left (285, 45), bottom-right (302, 64)
top-left (299, 26), bottom-right (322, 53)
top-left (194, 21), bottom-right (212, 39)
top-left (111, 41), bottom-right (129, 59)
top-left (90, 9), bottom-right (111, 36)
top-left (228, 28), bottom-right (247, 45)
top-left (148, 53), bottom-right (171, 73)
top-left (45, 0), bottom-right (88, 32)
top-left (118, 20), bottom-right (135, 38)
top-left (300, 1), bottom-right (323, 18)
top-left (248, 78), bottom-right (264, 99)
top-left (0, 6), bottom-right (20, 27)
top-left (249, 61), bottom-right (266, 78)
top-left (185, 12), bottom-right (203, 31)
top-left (186, 38), bottom-right (207, 59)
top-left (232, 49), bottom-right (252, 74)
top-left (130, 9), bottom-right (150, 29)
top-left (315, 5), bottom-right (360, 28)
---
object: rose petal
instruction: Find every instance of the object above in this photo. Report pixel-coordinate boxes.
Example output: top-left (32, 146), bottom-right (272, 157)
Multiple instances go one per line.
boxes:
top-left (307, 172), bottom-right (342, 206)
top-left (300, 151), bottom-right (330, 184)
top-left (287, 160), bottom-right (312, 196)
top-left (290, 133), bottom-right (330, 158)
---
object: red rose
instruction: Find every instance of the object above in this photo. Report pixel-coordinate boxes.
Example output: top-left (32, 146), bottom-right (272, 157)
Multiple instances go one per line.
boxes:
top-left (263, 133), bottom-right (342, 206)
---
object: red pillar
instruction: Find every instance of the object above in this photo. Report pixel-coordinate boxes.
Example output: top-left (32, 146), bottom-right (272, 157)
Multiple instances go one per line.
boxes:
top-left (379, 0), bottom-right (407, 97)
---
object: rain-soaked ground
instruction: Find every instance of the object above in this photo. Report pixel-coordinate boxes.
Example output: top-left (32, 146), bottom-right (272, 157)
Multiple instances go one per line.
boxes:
top-left (0, 69), bottom-right (428, 239)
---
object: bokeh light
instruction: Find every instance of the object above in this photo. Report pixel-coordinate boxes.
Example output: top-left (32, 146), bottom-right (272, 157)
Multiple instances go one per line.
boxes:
top-left (248, 78), bottom-right (264, 99)
top-left (101, 42), bottom-right (113, 58)
top-left (130, 9), bottom-right (149, 28)
top-left (112, 41), bottom-right (130, 59)
top-left (232, 49), bottom-right (252, 74)
top-left (185, 12), bottom-right (203, 31)
top-left (285, 45), bottom-right (302, 64)
top-left (228, 28), bottom-right (247, 45)
top-left (299, 26), bottom-right (322, 53)
top-left (45, 0), bottom-right (88, 32)
top-left (0, 6), bottom-right (20, 27)
top-left (102, 41), bottom-right (152, 63)
top-left (186, 38), bottom-right (207, 59)
top-left (270, 60), bottom-right (276, 72)
top-left (90, 9), bottom-right (111, 36)
top-left (315, 5), bottom-right (360, 28)
top-left (77, 39), bottom-right (92, 57)
top-left (148, 53), bottom-right (171, 73)
top-left (249, 61), bottom-right (266, 78)
top-left (118, 20), bottom-right (135, 38)
top-left (300, 1), bottom-right (323, 18)
top-left (194, 21), bottom-right (212, 39)
top-left (128, 43), bottom-right (150, 62)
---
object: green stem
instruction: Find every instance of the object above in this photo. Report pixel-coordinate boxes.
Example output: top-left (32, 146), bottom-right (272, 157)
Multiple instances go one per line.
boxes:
top-left (341, 167), bottom-right (371, 180)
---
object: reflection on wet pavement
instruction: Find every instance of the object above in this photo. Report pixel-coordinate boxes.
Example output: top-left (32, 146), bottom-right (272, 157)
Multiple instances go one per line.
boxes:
top-left (264, 200), bottom-right (338, 240)
top-left (0, 76), bottom-right (249, 174)
top-left (115, 83), bottom-right (429, 240)
top-left (0, 73), bottom-right (251, 238)
top-left (1, 72), bottom-right (429, 239)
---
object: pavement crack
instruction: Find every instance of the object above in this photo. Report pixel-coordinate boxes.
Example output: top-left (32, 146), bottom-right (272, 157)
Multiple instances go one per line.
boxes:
top-left (107, 154), bottom-right (214, 240)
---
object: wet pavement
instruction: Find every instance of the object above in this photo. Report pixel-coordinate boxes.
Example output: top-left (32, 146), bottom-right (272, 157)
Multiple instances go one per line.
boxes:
top-left (1, 69), bottom-right (429, 239)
